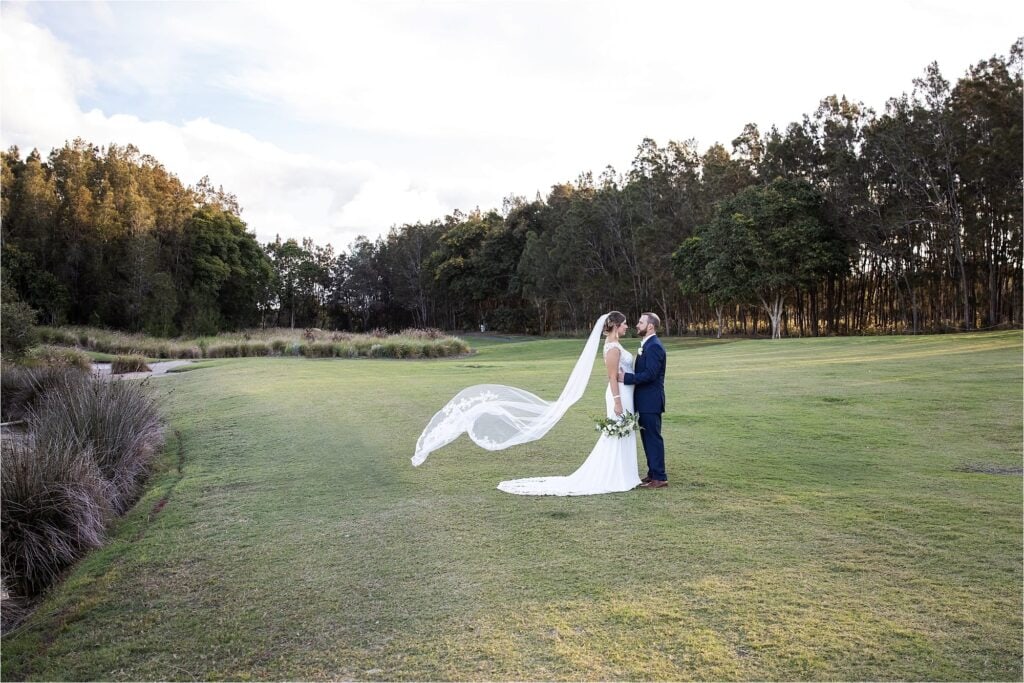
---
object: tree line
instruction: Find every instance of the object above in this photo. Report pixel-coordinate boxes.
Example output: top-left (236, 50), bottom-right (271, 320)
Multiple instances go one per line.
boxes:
top-left (2, 42), bottom-right (1020, 337)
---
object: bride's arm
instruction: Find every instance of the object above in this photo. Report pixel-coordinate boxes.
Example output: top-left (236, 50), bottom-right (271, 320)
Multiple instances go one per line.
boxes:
top-left (604, 347), bottom-right (623, 416)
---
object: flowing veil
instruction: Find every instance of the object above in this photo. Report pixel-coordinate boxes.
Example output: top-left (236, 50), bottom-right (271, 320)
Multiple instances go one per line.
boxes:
top-left (411, 314), bottom-right (610, 466)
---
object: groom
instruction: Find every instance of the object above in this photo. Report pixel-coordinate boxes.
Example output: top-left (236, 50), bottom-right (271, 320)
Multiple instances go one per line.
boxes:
top-left (619, 312), bottom-right (668, 489)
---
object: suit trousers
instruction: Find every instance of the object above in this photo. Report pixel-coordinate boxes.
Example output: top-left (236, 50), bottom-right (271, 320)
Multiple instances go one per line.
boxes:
top-left (638, 412), bottom-right (666, 481)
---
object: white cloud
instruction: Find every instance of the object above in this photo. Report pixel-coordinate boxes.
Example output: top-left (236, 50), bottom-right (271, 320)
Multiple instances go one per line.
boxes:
top-left (0, 5), bottom-right (456, 246)
top-left (0, 4), bottom-right (92, 147)
top-left (332, 173), bottom-right (449, 239)
top-left (172, 1), bottom-right (1022, 145)
top-left (2, 0), bottom-right (1022, 247)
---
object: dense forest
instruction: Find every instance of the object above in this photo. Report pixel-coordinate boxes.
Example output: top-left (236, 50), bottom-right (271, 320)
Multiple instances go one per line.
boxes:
top-left (2, 42), bottom-right (1020, 337)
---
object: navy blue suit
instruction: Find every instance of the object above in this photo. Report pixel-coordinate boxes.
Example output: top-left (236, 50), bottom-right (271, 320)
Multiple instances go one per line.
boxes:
top-left (623, 335), bottom-right (667, 481)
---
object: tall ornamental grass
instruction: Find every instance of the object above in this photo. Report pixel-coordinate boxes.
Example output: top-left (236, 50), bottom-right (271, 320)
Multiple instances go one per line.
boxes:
top-left (1, 432), bottom-right (112, 598)
top-left (26, 345), bottom-right (92, 371)
top-left (1, 364), bottom-right (90, 423)
top-left (30, 375), bottom-right (166, 515)
top-left (36, 325), bottom-right (470, 360)
top-left (0, 373), bottom-right (166, 601)
top-left (111, 355), bottom-right (151, 374)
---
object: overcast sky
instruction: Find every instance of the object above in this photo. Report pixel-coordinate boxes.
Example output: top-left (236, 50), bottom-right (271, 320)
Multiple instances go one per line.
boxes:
top-left (1, 1), bottom-right (1020, 249)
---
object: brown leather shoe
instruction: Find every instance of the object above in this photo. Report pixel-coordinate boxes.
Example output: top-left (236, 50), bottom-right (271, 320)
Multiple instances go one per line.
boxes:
top-left (640, 480), bottom-right (668, 489)
top-left (641, 476), bottom-right (653, 484)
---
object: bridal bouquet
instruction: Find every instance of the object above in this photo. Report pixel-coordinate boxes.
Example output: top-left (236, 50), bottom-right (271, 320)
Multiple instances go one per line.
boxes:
top-left (595, 411), bottom-right (641, 438)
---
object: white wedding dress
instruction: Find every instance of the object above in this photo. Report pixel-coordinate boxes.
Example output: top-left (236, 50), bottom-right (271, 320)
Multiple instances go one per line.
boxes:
top-left (411, 314), bottom-right (639, 496)
top-left (497, 341), bottom-right (641, 496)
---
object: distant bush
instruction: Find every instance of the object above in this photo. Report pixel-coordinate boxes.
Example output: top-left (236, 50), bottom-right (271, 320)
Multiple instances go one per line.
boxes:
top-left (300, 342), bottom-right (335, 358)
top-left (0, 299), bottom-right (38, 360)
top-left (241, 341), bottom-right (271, 356)
top-left (111, 355), bottom-right (150, 374)
top-left (34, 325), bottom-right (471, 360)
top-left (401, 327), bottom-right (445, 340)
top-left (27, 345), bottom-right (92, 371)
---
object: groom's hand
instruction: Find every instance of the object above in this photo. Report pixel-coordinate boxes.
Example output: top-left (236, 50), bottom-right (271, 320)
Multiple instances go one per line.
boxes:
top-left (617, 370), bottom-right (624, 383)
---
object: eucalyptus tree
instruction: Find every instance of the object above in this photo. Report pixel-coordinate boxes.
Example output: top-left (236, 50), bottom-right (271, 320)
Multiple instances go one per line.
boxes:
top-left (949, 42), bottom-right (1023, 327)
top-left (265, 236), bottom-right (306, 328)
top-left (339, 236), bottom-right (385, 331)
top-left (694, 178), bottom-right (848, 339)
top-left (381, 221), bottom-right (444, 327)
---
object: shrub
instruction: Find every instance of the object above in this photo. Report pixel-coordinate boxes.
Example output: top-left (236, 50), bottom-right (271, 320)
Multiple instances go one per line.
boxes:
top-left (111, 355), bottom-right (150, 374)
top-left (401, 327), bottom-right (445, 340)
top-left (36, 327), bottom-right (69, 346)
top-left (242, 341), bottom-right (271, 356)
top-left (26, 326), bottom-right (472, 361)
top-left (301, 342), bottom-right (334, 358)
top-left (0, 299), bottom-right (38, 360)
top-left (206, 343), bottom-right (237, 358)
top-left (27, 345), bottom-right (92, 371)
top-left (1, 365), bottom-right (90, 423)
top-left (1, 433), bottom-right (112, 598)
top-left (30, 375), bottom-right (165, 515)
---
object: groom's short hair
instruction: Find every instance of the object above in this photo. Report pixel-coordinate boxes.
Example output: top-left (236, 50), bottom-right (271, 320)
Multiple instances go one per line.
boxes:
top-left (643, 312), bottom-right (660, 328)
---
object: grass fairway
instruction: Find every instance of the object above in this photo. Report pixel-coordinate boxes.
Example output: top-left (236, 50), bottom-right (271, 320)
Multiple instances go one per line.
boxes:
top-left (3, 331), bottom-right (1021, 681)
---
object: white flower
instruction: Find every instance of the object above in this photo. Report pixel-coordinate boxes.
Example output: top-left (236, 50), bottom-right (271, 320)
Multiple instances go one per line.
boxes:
top-left (594, 411), bottom-right (640, 438)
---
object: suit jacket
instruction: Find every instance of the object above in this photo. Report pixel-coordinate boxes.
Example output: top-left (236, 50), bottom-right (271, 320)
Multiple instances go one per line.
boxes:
top-left (624, 335), bottom-right (666, 414)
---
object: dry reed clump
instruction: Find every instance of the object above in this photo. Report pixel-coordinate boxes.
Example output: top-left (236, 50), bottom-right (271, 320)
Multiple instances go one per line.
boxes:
top-left (111, 355), bottom-right (151, 374)
top-left (299, 342), bottom-right (335, 358)
top-left (0, 432), bottom-right (112, 598)
top-left (30, 375), bottom-right (166, 515)
top-left (1, 365), bottom-right (90, 423)
top-left (35, 325), bottom-right (470, 360)
top-left (38, 326), bottom-right (201, 359)
top-left (0, 372), bottom-right (166, 603)
top-left (242, 341), bottom-right (272, 356)
top-left (27, 345), bottom-right (92, 371)
top-left (400, 327), bottom-right (445, 340)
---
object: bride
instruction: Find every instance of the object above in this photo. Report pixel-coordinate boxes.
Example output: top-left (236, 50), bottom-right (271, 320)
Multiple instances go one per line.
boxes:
top-left (412, 311), bottom-right (641, 496)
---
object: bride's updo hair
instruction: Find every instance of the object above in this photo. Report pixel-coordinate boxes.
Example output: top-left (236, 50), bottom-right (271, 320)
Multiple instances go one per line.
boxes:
top-left (604, 311), bottom-right (626, 335)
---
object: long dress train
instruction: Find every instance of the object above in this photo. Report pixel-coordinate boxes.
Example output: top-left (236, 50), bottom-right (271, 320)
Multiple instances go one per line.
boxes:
top-left (496, 341), bottom-right (640, 496)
